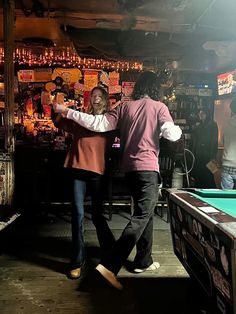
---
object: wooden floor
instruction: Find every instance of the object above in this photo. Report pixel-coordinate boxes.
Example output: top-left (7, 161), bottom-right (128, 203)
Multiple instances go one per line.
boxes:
top-left (0, 208), bottom-right (211, 314)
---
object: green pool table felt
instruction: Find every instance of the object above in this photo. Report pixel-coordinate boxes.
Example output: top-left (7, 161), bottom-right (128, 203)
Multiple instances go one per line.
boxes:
top-left (190, 189), bottom-right (236, 218)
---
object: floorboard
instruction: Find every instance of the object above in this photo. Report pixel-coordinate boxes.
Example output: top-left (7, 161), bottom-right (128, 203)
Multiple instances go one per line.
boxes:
top-left (0, 208), bottom-right (212, 314)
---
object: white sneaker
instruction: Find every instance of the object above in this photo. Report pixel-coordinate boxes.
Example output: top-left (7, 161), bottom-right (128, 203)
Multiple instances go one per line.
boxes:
top-left (96, 264), bottom-right (123, 290)
top-left (133, 261), bottom-right (160, 273)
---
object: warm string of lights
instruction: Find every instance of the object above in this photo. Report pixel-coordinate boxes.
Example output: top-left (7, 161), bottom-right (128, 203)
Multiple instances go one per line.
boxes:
top-left (0, 47), bottom-right (143, 71)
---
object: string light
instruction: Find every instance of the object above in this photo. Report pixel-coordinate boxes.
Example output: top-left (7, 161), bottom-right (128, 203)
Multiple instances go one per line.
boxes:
top-left (0, 47), bottom-right (143, 71)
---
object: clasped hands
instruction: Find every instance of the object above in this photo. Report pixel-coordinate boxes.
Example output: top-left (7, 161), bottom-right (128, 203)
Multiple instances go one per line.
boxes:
top-left (52, 102), bottom-right (69, 117)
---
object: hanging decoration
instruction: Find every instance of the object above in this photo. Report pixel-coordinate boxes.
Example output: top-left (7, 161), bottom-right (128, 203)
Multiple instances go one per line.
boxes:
top-left (52, 68), bottom-right (82, 84)
top-left (0, 47), bottom-right (143, 71)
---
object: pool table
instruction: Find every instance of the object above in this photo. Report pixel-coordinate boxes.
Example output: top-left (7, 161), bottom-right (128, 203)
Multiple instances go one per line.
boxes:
top-left (167, 188), bottom-right (236, 314)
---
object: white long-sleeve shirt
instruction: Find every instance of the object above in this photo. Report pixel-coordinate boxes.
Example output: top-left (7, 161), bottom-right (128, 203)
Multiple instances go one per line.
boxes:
top-left (222, 115), bottom-right (236, 167)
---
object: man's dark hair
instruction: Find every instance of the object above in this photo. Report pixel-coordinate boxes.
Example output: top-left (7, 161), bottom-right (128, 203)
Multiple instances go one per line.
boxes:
top-left (132, 71), bottom-right (160, 101)
top-left (230, 99), bottom-right (236, 115)
top-left (198, 108), bottom-right (212, 121)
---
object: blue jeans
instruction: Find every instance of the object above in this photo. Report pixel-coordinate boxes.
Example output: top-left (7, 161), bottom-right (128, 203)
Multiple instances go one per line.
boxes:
top-left (71, 170), bottom-right (115, 269)
top-left (221, 171), bottom-right (236, 189)
top-left (101, 171), bottom-right (158, 275)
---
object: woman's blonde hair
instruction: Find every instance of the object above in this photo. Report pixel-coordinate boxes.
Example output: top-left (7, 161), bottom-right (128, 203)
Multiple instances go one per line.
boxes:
top-left (86, 86), bottom-right (109, 115)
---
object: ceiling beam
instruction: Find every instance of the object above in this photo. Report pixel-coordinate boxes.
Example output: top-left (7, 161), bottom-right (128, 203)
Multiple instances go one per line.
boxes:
top-left (0, 9), bottom-right (162, 32)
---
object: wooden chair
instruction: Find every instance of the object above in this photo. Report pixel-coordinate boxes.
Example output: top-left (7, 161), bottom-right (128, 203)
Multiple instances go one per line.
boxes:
top-left (106, 148), bottom-right (133, 221)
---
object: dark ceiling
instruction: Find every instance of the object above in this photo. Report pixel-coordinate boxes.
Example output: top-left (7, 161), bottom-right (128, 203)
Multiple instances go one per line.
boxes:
top-left (1, 0), bottom-right (236, 73)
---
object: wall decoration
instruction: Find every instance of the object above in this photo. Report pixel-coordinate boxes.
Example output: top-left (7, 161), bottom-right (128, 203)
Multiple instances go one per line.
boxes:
top-left (52, 68), bottom-right (82, 84)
